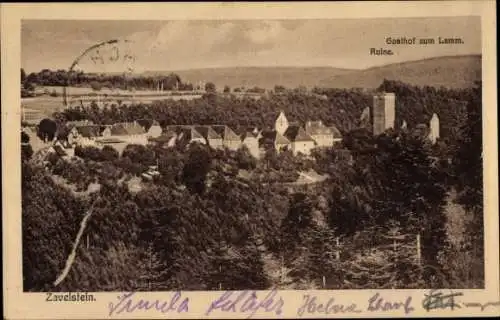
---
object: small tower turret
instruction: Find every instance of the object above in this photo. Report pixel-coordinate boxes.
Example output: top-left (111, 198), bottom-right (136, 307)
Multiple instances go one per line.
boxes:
top-left (429, 113), bottom-right (440, 144)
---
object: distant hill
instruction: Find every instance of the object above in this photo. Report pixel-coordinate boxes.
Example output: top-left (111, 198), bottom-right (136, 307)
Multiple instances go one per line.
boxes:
top-left (142, 55), bottom-right (481, 90)
top-left (319, 55), bottom-right (481, 89)
top-left (143, 67), bottom-right (355, 90)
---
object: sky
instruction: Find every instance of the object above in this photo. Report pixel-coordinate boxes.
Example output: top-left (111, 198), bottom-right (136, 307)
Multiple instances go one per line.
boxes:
top-left (21, 17), bottom-right (481, 73)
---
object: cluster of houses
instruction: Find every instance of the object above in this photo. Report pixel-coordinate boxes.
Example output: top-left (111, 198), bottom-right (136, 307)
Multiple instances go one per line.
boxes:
top-left (46, 111), bottom-right (343, 159)
top-left (22, 92), bottom-right (443, 166)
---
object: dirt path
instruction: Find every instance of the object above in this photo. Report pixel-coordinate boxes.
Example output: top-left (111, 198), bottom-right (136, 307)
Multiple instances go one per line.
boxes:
top-left (53, 206), bottom-right (94, 287)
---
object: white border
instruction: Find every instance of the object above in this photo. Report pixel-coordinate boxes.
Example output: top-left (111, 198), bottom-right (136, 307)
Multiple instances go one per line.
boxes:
top-left (2, 1), bottom-right (498, 319)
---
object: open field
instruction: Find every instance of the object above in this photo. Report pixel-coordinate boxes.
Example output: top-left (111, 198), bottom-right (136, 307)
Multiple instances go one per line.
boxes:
top-left (21, 91), bottom-right (204, 124)
top-left (22, 97), bottom-right (65, 112)
top-left (21, 97), bottom-right (63, 124)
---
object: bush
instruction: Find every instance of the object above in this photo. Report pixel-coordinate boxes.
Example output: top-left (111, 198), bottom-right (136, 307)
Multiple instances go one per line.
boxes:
top-left (235, 146), bottom-right (257, 170)
top-left (75, 145), bottom-right (103, 162)
top-left (101, 145), bottom-right (119, 161)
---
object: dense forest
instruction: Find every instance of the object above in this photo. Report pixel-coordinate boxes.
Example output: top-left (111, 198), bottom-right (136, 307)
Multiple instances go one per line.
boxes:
top-left (22, 80), bottom-right (483, 291)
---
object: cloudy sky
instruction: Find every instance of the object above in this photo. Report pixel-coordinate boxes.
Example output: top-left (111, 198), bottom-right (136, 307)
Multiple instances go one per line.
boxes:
top-left (22, 17), bottom-right (480, 73)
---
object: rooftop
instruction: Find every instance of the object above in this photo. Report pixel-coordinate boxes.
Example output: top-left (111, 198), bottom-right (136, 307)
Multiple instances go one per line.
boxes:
top-left (260, 130), bottom-right (291, 145)
top-left (211, 125), bottom-right (241, 141)
top-left (109, 122), bottom-right (146, 136)
top-left (283, 125), bottom-right (315, 142)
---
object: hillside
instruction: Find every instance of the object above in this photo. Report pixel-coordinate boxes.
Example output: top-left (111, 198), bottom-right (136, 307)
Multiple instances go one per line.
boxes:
top-left (143, 67), bottom-right (356, 90)
top-left (318, 55), bottom-right (482, 89)
top-left (144, 55), bottom-right (481, 90)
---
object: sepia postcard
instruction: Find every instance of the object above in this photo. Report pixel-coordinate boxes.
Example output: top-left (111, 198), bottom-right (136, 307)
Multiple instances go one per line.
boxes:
top-left (2, 1), bottom-right (498, 319)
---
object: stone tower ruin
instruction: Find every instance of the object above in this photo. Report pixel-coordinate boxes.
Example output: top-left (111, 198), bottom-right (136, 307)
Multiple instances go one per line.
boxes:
top-left (371, 92), bottom-right (396, 135)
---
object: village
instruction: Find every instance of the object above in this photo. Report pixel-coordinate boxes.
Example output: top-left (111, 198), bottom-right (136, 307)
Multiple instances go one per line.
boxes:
top-left (23, 91), bottom-right (440, 158)
top-left (23, 109), bottom-right (344, 157)
top-left (21, 91), bottom-right (442, 187)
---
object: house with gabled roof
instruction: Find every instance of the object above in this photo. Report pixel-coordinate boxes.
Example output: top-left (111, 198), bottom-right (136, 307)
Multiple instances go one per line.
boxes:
top-left (170, 125), bottom-right (206, 147)
top-left (137, 119), bottom-right (162, 138)
top-left (148, 129), bottom-right (177, 148)
top-left (212, 125), bottom-right (241, 150)
top-left (67, 125), bottom-right (103, 146)
top-left (136, 119), bottom-right (153, 131)
top-left (305, 120), bottom-right (335, 148)
top-left (240, 130), bottom-right (260, 159)
top-left (103, 121), bottom-right (147, 145)
top-left (194, 126), bottom-right (223, 149)
top-left (283, 124), bottom-right (316, 156)
top-left (259, 129), bottom-right (291, 153)
top-left (148, 120), bottom-right (163, 138)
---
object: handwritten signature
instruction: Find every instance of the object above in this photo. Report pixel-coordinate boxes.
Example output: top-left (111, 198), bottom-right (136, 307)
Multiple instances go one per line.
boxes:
top-left (422, 289), bottom-right (463, 311)
top-left (106, 289), bottom-right (500, 316)
top-left (463, 301), bottom-right (500, 311)
top-left (297, 294), bottom-right (362, 316)
top-left (108, 291), bottom-right (189, 316)
top-left (367, 292), bottom-right (415, 314)
top-left (422, 290), bottom-right (500, 312)
top-left (205, 289), bottom-right (284, 318)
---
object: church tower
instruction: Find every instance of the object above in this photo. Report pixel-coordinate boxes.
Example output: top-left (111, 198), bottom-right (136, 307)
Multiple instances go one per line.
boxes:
top-left (275, 111), bottom-right (289, 135)
top-left (371, 92), bottom-right (396, 135)
top-left (429, 113), bottom-right (440, 144)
